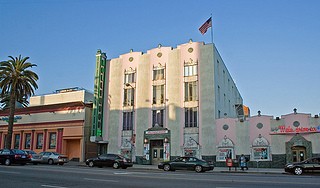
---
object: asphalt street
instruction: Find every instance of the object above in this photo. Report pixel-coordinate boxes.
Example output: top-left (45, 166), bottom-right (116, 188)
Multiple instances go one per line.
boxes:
top-left (0, 164), bottom-right (319, 188)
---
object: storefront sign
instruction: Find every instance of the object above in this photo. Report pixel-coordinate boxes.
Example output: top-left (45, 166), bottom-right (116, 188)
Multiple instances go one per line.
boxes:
top-left (271, 125), bottom-right (320, 135)
top-left (0, 116), bottom-right (22, 123)
top-left (145, 130), bottom-right (168, 135)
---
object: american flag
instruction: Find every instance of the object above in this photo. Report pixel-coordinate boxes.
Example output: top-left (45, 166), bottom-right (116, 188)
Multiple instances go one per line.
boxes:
top-left (199, 17), bottom-right (212, 35)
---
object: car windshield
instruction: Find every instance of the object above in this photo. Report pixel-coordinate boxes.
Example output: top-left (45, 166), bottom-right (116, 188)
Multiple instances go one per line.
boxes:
top-left (13, 149), bottom-right (26, 154)
top-left (26, 150), bottom-right (36, 154)
top-left (52, 152), bottom-right (60, 155)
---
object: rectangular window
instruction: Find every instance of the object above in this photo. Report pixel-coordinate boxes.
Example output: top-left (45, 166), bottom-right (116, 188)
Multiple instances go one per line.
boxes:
top-left (123, 112), bottom-right (133, 131)
top-left (184, 65), bottom-right (197, 77)
top-left (184, 81), bottom-right (198, 101)
top-left (153, 69), bottom-right (165, 80)
top-left (36, 133), bottom-right (43, 149)
top-left (24, 133), bottom-right (31, 149)
top-left (124, 88), bottom-right (134, 106)
top-left (152, 110), bottom-right (164, 127)
top-left (14, 134), bottom-right (20, 149)
top-left (252, 147), bottom-right (270, 161)
top-left (49, 132), bottom-right (56, 149)
top-left (152, 85), bottom-right (164, 104)
top-left (124, 72), bottom-right (135, 83)
top-left (185, 107), bottom-right (198, 127)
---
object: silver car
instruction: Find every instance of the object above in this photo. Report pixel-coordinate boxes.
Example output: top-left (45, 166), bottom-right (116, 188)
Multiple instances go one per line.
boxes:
top-left (38, 152), bottom-right (69, 165)
top-left (24, 150), bottom-right (42, 165)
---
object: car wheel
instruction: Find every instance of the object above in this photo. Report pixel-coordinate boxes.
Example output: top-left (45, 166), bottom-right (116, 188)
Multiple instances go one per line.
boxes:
top-left (88, 161), bottom-right (94, 167)
top-left (5, 159), bottom-right (11, 166)
top-left (48, 159), bottom-right (54, 165)
top-left (113, 162), bottom-right (120, 169)
top-left (163, 164), bottom-right (171, 171)
top-left (195, 165), bottom-right (203, 173)
top-left (294, 167), bottom-right (303, 175)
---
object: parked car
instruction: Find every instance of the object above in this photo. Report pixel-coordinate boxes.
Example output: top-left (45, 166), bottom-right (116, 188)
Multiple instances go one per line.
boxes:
top-left (38, 151), bottom-right (69, 165)
top-left (158, 156), bottom-right (214, 173)
top-left (0, 149), bottom-right (31, 166)
top-left (24, 150), bottom-right (42, 165)
top-left (284, 157), bottom-right (320, 175)
top-left (86, 154), bottom-right (133, 169)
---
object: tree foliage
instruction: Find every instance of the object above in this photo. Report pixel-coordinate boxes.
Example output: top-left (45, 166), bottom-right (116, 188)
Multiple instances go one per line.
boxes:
top-left (0, 55), bottom-right (38, 148)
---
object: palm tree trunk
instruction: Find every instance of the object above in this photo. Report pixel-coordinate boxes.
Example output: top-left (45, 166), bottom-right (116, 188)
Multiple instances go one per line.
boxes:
top-left (4, 90), bottom-right (16, 149)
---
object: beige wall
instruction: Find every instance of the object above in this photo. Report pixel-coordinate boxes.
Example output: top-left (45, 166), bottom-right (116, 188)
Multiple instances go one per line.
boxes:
top-left (30, 90), bottom-right (93, 106)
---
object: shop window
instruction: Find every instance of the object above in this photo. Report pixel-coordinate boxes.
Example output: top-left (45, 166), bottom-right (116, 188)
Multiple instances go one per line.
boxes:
top-left (216, 135), bottom-right (235, 161)
top-left (36, 133), bottom-right (43, 149)
top-left (14, 134), bottom-right (20, 149)
top-left (49, 132), bottom-right (56, 149)
top-left (251, 134), bottom-right (271, 161)
top-left (24, 133), bottom-right (31, 149)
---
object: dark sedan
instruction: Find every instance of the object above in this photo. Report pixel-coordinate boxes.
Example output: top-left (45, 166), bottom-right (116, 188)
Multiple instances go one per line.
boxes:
top-left (0, 149), bottom-right (31, 166)
top-left (86, 153), bottom-right (133, 169)
top-left (285, 157), bottom-right (320, 175)
top-left (158, 156), bottom-right (214, 173)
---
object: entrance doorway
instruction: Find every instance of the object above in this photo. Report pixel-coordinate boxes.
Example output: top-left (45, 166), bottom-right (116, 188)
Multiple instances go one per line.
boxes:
top-left (292, 146), bottom-right (306, 162)
top-left (150, 140), bottom-right (164, 165)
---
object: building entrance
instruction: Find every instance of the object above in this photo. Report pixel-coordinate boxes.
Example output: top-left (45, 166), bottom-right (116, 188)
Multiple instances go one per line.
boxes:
top-left (292, 146), bottom-right (306, 162)
top-left (150, 140), bottom-right (164, 165)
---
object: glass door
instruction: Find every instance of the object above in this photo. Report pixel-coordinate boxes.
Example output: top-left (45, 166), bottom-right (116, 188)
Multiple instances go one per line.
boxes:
top-left (292, 146), bottom-right (306, 162)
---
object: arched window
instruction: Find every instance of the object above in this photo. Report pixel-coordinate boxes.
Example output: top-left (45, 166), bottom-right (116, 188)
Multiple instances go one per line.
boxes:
top-left (251, 134), bottom-right (271, 161)
top-left (216, 135), bottom-right (235, 161)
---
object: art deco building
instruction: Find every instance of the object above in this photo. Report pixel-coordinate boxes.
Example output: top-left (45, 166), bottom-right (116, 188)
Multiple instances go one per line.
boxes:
top-left (91, 41), bottom-right (244, 164)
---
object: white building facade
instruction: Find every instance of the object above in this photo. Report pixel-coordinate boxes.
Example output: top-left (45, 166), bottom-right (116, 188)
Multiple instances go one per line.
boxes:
top-left (92, 41), bottom-right (243, 164)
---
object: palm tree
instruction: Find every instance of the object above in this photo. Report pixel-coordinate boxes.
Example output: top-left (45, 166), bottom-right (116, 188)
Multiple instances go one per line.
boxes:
top-left (0, 55), bottom-right (38, 149)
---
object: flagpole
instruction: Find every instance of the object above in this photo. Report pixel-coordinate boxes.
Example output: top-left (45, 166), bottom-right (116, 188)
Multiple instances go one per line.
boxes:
top-left (210, 14), bottom-right (214, 44)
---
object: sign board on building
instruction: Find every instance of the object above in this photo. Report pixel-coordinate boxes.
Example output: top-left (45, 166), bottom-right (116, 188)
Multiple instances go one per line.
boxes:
top-left (271, 125), bottom-right (320, 135)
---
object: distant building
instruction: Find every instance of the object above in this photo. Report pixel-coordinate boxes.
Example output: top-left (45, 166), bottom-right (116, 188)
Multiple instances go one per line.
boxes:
top-left (215, 109), bottom-right (320, 168)
top-left (0, 87), bottom-right (97, 162)
top-left (91, 41), bottom-right (244, 164)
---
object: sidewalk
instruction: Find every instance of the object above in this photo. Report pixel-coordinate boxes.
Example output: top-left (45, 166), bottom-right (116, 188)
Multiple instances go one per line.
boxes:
top-left (132, 164), bottom-right (285, 174)
top-left (68, 161), bottom-right (285, 174)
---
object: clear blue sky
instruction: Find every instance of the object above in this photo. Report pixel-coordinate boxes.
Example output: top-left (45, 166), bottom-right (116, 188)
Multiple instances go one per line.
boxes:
top-left (1, 0), bottom-right (319, 117)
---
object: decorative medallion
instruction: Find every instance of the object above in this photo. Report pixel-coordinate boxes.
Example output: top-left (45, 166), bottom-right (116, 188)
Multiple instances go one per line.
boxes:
top-left (188, 47), bottom-right (193, 53)
top-left (223, 124), bottom-right (229, 130)
top-left (157, 52), bottom-right (162, 58)
top-left (256, 123), bottom-right (263, 129)
top-left (129, 57), bottom-right (134, 62)
top-left (293, 121), bottom-right (300, 127)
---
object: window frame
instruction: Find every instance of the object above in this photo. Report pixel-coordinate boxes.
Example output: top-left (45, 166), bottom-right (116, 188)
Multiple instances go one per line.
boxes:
top-left (49, 132), bottom-right (57, 149)
top-left (184, 81), bottom-right (198, 101)
top-left (123, 111), bottom-right (134, 131)
top-left (152, 109), bottom-right (164, 127)
top-left (14, 134), bottom-right (20, 149)
top-left (24, 133), bottom-right (31, 149)
top-left (36, 133), bottom-right (43, 149)
top-left (185, 107), bottom-right (198, 128)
